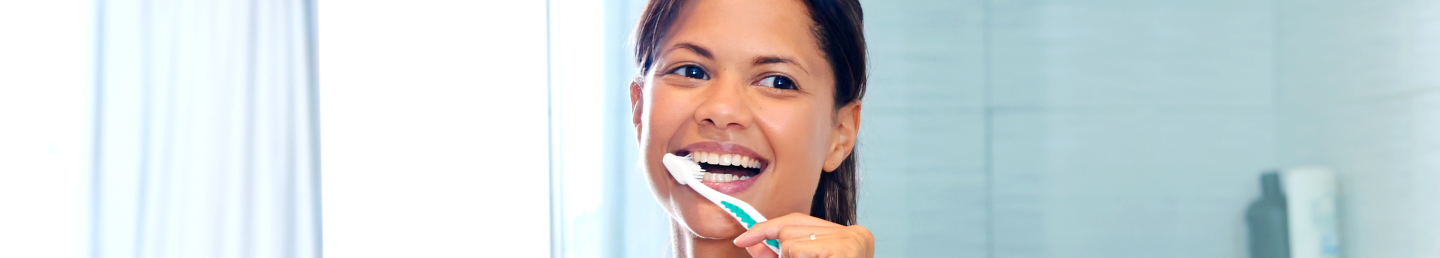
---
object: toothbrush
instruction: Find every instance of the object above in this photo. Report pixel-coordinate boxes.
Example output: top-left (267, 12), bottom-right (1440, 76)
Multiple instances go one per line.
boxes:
top-left (663, 153), bottom-right (782, 255)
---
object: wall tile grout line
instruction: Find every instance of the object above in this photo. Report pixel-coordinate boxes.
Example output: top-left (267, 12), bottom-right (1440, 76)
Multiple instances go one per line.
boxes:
top-left (981, 0), bottom-right (996, 257)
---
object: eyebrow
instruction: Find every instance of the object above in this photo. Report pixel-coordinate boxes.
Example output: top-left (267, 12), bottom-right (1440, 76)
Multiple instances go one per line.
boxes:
top-left (755, 56), bottom-right (809, 75)
top-left (667, 42), bottom-right (713, 60)
top-left (664, 42), bottom-right (810, 75)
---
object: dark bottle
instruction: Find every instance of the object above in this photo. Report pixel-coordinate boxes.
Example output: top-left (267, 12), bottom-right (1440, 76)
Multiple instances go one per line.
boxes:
top-left (1246, 172), bottom-right (1290, 258)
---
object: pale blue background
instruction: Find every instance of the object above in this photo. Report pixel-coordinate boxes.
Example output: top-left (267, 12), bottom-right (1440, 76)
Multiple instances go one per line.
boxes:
top-left (569, 0), bottom-right (1440, 257)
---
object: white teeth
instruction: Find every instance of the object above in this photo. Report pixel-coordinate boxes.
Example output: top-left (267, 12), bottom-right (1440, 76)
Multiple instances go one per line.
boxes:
top-left (690, 151), bottom-right (762, 170)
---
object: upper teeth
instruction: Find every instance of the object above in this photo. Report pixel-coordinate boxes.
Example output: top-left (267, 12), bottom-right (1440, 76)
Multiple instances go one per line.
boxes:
top-left (688, 151), bottom-right (761, 169)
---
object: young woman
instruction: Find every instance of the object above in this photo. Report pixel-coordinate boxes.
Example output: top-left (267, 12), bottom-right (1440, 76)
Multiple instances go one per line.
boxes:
top-left (628, 0), bottom-right (873, 257)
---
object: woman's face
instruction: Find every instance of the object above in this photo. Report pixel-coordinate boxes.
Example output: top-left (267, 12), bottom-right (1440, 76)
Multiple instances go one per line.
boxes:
top-left (630, 0), bottom-right (859, 239)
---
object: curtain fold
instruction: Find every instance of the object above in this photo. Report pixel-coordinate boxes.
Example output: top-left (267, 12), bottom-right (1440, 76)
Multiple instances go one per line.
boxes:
top-left (93, 0), bottom-right (318, 257)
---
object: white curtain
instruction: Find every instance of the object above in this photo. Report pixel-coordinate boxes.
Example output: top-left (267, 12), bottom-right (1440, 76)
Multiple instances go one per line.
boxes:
top-left (316, 1), bottom-right (551, 256)
top-left (0, 1), bottom-right (93, 257)
top-left (92, 0), bottom-right (319, 257)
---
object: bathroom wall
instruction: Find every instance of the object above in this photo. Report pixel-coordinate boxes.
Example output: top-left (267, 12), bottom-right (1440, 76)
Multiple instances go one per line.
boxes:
top-left (862, 0), bottom-right (1281, 256)
top-left (1274, 0), bottom-right (1440, 256)
top-left (985, 1), bottom-right (1279, 257)
top-left (859, 0), bottom-right (1439, 257)
top-left (857, 0), bottom-right (990, 256)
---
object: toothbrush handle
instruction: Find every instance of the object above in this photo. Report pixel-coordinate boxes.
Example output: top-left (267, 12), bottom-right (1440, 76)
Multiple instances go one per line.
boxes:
top-left (717, 200), bottom-right (780, 253)
top-left (734, 207), bottom-right (781, 253)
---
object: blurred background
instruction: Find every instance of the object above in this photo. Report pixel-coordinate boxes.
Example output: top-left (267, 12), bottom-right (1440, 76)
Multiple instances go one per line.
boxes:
top-left (1, 0), bottom-right (1436, 258)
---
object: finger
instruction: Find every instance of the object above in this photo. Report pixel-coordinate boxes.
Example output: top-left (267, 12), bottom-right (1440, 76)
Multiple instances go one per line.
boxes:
top-left (778, 237), bottom-right (827, 258)
top-left (778, 225), bottom-right (846, 243)
top-left (739, 225), bottom-right (838, 248)
top-left (737, 224), bottom-right (843, 248)
top-left (745, 242), bottom-right (778, 258)
top-left (765, 213), bottom-right (843, 228)
top-left (775, 229), bottom-right (831, 258)
top-left (735, 213), bottom-right (842, 246)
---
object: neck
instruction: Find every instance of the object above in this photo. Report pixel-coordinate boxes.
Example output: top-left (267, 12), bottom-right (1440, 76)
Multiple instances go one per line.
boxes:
top-left (670, 220), bottom-right (749, 258)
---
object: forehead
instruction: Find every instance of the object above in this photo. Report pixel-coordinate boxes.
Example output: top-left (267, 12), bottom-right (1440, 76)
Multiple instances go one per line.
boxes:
top-left (664, 0), bottom-right (827, 67)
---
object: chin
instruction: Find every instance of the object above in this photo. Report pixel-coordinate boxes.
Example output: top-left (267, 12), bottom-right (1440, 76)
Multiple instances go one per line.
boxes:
top-left (673, 193), bottom-right (749, 239)
top-left (685, 205), bottom-right (749, 239)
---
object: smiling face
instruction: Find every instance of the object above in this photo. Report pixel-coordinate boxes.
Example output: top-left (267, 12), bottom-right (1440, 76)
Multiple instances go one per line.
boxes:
top-left (630, 0), bottom-right (854, 239)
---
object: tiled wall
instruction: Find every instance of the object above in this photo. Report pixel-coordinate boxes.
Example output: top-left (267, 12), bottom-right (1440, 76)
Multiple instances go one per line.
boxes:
top-left (858, 0), bottom-right (989, 256)
top-left (1275, 0), bottom-right (1440, 257)
top-left (857, 0), bottom-right (1439, 257)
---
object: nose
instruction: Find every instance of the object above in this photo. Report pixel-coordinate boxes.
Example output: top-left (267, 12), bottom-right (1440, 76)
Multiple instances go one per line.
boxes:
top-left (693, 79), bottom-right (752, 131)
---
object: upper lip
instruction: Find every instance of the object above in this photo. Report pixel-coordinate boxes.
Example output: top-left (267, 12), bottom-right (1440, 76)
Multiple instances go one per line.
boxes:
top-left (675, 141), bottom-right (769, 171)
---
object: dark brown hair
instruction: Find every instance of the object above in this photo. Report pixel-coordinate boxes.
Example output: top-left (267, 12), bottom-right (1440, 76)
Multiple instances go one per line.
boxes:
top-left (633, 0), bottom-right (867, 226)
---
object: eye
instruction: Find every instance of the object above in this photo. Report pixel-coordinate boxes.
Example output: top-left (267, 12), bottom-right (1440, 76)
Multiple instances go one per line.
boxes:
top-left (668, 64), bottom-right (709, 80)
top-left (756, 75), bottom-right (797, 90)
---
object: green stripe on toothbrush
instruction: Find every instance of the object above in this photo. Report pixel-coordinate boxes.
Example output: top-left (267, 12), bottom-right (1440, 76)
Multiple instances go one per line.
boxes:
top-left (721, 201), bottom-right (758, 227)
top-left (721, 201), bottom-right (781, 249)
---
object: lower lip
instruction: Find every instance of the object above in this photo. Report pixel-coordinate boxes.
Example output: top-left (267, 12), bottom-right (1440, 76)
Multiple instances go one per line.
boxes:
top-left (701, 175), bottom-right (758, 195)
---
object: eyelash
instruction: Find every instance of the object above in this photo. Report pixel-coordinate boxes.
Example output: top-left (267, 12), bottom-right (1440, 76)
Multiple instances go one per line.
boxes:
top-left (755, 75), bottom-right (797, 90)
top-left (665, 64), bottom-right (799, 91)
top-left (668, 64), bottom-right (709, 80)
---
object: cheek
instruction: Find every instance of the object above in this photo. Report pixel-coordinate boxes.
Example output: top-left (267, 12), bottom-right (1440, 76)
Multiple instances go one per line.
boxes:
top-left (754, 102), bottom-right (832, 209)
top-left (758, 103), bottom-right (833, 165)
top-left (639, 86), bottom-right (693, 194)
top-left (644, 87), bottom-right (693, 149)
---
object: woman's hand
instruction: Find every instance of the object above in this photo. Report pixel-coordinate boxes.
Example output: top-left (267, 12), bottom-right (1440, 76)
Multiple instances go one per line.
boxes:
top-left (732, 213), bottom-right (874, 258)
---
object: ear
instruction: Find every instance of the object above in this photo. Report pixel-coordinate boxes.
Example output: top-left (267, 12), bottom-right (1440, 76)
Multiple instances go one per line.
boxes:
top-left (822, 101), bottom-right (861, 172)
top-left (630, 79), bottom-right (644, 143)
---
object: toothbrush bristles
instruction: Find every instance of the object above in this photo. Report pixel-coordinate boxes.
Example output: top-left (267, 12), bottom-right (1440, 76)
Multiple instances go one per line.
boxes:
top-left (683, 155), bottom-right (705, 178)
